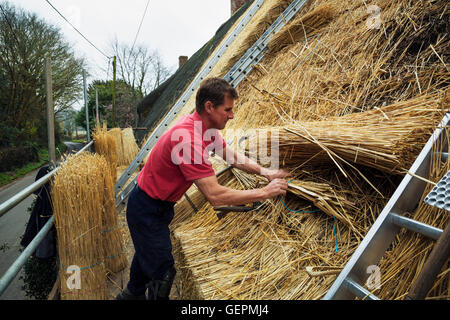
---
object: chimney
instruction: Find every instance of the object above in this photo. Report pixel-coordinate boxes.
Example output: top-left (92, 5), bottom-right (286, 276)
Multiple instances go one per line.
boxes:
top-left (231, 0), bottom-right (251, 15)
top-left (178, 56), bottom-right (188, 69)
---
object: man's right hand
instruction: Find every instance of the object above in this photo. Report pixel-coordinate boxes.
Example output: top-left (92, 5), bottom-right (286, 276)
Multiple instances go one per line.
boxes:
top-left (263, 178), bottom-right (288, 198)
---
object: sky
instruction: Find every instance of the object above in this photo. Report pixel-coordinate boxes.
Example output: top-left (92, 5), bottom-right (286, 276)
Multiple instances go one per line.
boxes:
top-left (11, 0), bottom-right (233, 109)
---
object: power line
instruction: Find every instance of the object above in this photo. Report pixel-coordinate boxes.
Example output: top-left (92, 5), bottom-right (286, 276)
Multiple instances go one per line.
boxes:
top-left (130, 0), bottom-right (150, 53)
top-left (44, 0), bottom-right (111, 60)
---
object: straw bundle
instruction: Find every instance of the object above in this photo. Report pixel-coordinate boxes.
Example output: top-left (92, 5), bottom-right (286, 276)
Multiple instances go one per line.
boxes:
top-left (108, 128), bottom-right (124, 166)
top-left (100, 156), bottom-right (127, 273)
top-left (108, 128), bottom-right (139, 166)
top-left (52, 153), bottom-right (108, 300)
top-left (52, 152), bottom-right (127, 299)
top-left (244, 93), bottom-right (447, 175)
top-left (93, 126), bottom-right (118, 182)
top-left (121, 128), bottom-right (139, 165)
top-left (287, 179), bottom-right (361, 235)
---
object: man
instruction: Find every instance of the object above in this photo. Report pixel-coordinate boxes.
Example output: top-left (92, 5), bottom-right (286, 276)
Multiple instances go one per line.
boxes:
top-left (117, 78), bottom-right (289, 300)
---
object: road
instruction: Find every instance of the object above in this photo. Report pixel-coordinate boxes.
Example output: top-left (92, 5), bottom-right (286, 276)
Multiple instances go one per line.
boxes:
top-left (0, 141), bottom-right (85, 300)
top-left (0, 169), bottom-right (39, 300)
top-left (63, 142), bottom-right (86, 155)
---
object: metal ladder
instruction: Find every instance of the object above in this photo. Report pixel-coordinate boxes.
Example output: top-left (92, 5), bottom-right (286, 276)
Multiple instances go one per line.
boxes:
top-left (114, 0), bottom-right (266, 196)
top-left (323, 113), bottom-right (450, 300)
top-left (114, 0), bottom-right (309, 212)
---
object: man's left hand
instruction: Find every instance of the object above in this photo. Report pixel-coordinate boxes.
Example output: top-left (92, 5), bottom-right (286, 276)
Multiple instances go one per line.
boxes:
top-left (261, 168), bottom-right (292, 182)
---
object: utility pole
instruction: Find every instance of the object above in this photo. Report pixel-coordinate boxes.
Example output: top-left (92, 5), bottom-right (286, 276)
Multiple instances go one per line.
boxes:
top-left (95, 88), bottom-right (100, 127)
top-left (45, 57), bottom-right (56, 168)
top-left (112, 56), bottom-right (117, 127)
top-left (83, 70), bottom-right (90, 142)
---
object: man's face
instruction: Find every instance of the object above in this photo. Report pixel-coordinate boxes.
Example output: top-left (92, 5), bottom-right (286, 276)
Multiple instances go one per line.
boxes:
top-left (208, 95), bottom-right (234, 130)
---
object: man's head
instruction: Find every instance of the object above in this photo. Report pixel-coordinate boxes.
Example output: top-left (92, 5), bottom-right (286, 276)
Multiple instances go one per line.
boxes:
top-left (196, 78), bottom-right (238, 130)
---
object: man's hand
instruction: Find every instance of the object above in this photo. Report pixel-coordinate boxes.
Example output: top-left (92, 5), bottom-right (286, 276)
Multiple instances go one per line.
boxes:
top-left (260, 168), bottom-right (291, 182)
top-left (263, 178), bottom-right (289, 198)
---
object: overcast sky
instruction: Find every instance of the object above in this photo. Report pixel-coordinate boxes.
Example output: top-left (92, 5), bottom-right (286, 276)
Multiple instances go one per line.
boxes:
top-left (11, 0), bottom-right (233, 108)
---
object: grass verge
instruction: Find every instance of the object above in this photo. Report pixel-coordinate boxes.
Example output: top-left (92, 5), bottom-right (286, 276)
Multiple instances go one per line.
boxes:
top-left (0, 143), bottom-right (67, 188)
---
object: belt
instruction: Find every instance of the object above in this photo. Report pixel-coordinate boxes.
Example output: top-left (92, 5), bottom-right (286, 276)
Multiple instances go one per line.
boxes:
top-left (136, 184), bottom-right (176, 207)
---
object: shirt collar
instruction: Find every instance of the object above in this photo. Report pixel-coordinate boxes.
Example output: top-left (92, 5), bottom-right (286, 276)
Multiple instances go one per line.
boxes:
top-left (192, 111), bottom-right (208, 132)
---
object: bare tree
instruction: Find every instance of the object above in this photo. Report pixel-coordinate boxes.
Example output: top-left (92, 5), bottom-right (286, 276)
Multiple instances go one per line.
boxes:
top-left (150, 50), bottom-right (172, 93)
top-left (111, 39), bottom-right (173, 97)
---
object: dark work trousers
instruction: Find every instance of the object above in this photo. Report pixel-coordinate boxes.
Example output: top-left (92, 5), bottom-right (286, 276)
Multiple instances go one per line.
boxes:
top-left (126, 184), bottom-right (176, 296)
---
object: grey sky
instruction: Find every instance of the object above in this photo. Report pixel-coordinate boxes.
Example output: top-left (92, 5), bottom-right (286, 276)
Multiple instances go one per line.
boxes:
top-left (11, 0), bottom-right (232, 108)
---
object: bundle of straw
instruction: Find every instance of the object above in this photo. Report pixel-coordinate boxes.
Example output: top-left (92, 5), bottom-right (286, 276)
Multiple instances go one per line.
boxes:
top-left (52, 153), bottom-right (108, 300)
top-left (108, 128), bottom-right (139, 166)
top-left (93, 125), bottom-right (118, 182)
top-left (121, 128), bottom-right (139, 165)
top-left (287, 179), bottom-right (361, 236)
top-left (108, 128), bottom-right (124, 166)
top-left (245, 94), bottom-right (446, 175)
top-left (100, 156), bottom-right (127, 273)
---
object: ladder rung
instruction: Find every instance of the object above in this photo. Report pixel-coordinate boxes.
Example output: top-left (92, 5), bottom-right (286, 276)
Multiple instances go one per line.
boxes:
top-left (343, 278), bottom-right (380, 300)
top-left (388, 213), bottom-right (443, 240)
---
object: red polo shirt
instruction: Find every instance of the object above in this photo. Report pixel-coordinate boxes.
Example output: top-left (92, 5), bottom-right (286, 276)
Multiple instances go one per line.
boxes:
top-left (137, 111), bottom-right (226, 202)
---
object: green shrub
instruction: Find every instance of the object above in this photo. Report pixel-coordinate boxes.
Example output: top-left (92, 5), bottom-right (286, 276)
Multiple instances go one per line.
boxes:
top-left (20, 255), bottom-right (58, 300)
top-left (20, 199), bottom-right (58, 300)
top-left (0, 143), bottom-right (39, 171)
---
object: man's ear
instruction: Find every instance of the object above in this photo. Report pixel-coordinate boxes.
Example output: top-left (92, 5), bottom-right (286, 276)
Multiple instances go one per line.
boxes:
top-left (204, 101), bottom-right (214, 114)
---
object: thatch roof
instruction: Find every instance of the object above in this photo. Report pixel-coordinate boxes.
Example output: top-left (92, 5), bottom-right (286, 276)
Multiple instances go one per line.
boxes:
top-left (169, 0), bottom-right (449, 300)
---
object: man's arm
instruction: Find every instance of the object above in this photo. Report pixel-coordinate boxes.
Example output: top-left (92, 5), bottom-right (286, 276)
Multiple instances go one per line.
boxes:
top-left (194, 174), bottom-right (288, 207)
top-left (221, 145), bottom-right (291, 181)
